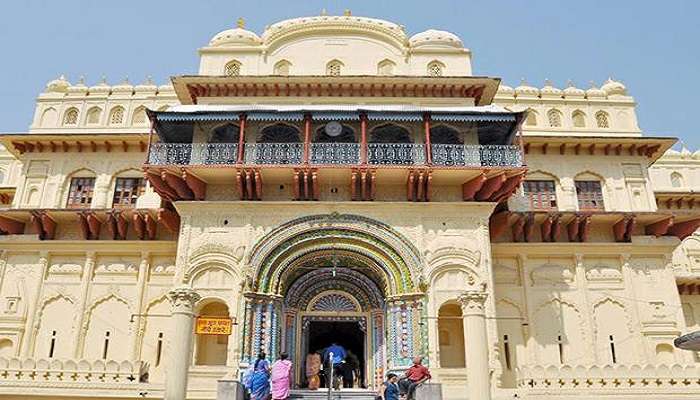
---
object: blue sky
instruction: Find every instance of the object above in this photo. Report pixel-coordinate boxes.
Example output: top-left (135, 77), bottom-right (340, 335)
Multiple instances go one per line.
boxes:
top-left (1, 1), bottom-right (698, 147)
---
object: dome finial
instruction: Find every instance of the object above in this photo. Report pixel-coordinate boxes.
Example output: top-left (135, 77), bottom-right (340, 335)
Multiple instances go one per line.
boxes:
top-left (237, 17), bottom-right (245, 29)
top-left (544, 78), bottom-right (553, 86)
top-left (343, 9), bottom-right (352, 16)
top-left (566, 79), bottom-right (574, 87)
top-left (320, 8), bottom-right (327, 16)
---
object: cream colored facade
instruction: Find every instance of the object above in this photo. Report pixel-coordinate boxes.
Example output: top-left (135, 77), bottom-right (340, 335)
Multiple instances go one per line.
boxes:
top-left (0, 13), bottom-right (699, 400)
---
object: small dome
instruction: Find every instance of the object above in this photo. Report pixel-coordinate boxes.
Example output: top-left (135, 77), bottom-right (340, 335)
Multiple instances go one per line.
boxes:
top-left (112, 78), bottom-right (134, 94)
top-left (46, 75), bottom-right (70, 93)
top-left (209, 23), bottom-right (262, 47)
top-left (135, 76), bottom-right (158, 93)
top-left (515, 79), bottom-right (539, 97)
top-left (665, 149), bottom-right (680, 156)
top-left (563, 80), bottom-right (585, 98)
top-left (601, 78), bottom-right (627, 96)
top-left (585, 82), bottom-right (606, 99)
top-left (681, 146), bottom-right (692, 157)
top-left (540, 80), bottom-right (562, 98)
top-left (67, 76), bottom-right (88, 95)
top-left (497, 83), bottom-right (514, 96)
top-left (409, 29), bottom-right (463, 48)
top-left (157, 83), bottom-right (175, 95)
top-left (693, 150), bottom-right (700, 159)
top-left (89, 76), bottom-right (111, 95)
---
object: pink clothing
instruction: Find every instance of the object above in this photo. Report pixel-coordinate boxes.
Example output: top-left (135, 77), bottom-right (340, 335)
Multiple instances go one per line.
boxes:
top-left (271, 359), bottom-right (293, 400)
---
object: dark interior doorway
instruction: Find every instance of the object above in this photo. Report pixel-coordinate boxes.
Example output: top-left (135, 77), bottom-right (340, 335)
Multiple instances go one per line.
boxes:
top-left (307, 320), bottom-right (366, 388)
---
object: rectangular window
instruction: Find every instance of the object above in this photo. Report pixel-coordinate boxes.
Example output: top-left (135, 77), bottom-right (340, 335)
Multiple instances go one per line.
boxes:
top-left (522, 180), bottom-right (557, 210)
top-left (66, 177), bottom-right (95, 208)
top-left (112, 178), bottom-right (145, 208)
top-left (575, 180), bottom-right (605, 210)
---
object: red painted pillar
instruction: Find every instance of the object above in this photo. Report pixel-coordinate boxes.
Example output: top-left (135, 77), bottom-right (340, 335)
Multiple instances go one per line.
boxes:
top-left (424, 113), bottom-right (432, 165)
top-left (303, 114), bottom-right (312, 164)
top-left (360, 113), bottom-right (368, 165)
top-left (237, 114), bottom-right (246, 164)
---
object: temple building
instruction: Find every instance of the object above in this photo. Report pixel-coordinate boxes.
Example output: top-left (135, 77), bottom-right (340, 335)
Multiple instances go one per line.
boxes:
top-left (1, 12), bottom-right (700, 400)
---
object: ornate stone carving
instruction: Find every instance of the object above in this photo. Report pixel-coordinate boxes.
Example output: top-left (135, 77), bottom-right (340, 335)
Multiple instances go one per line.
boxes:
top-left (167, 286), bottom-right (201, 314)
top-left (459, 290), bottom-right (488, 315)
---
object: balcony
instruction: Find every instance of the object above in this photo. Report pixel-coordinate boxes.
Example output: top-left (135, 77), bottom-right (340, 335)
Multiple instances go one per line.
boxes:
top-left (148, 142), bottom-right (522, 168)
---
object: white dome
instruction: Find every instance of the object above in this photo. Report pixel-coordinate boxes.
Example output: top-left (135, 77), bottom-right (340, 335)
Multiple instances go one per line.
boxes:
top-left (497, 84), bottom-right (514, 95)
top-left (67, 76), bottom-right (88, 95)
top-left (112, 78), bottom-right (134, 94)
top-left (515, 79), bottom-right (539, 97)
top-left (89, 77), bottom-right (111, 95)
top-left (563, 81), bottom-right (585, 98)
top-left (210, 27), bottom-right (262, 47)
top-left (601, 78), bottom-right (627, 96)
top-left (46, 75), bottom-right (70, 93)
top-left (540, 80), bottom-right (562, 98)
top-left (135, 77), bottom-right (158, 93)
top-left (409, 29), bottom-right (463, 48)
top-left (585, 82), bottom-right (606, 99)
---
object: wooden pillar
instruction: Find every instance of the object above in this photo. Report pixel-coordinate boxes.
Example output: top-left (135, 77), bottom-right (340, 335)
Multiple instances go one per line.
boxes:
top-left (237, 114), bottom-right (246, 164)
top-left (423, 113), bottom-right (432, 165)
top-left (303, 114), bottom-right (312, 164)
top-left (360, 113), bottom-right (368, 165)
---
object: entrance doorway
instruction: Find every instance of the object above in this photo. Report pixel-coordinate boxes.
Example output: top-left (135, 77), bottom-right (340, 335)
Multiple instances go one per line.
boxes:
top-left (305, 320), bottom-right (366, 388)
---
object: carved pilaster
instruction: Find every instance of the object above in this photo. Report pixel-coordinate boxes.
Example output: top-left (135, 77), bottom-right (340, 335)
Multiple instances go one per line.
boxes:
top-left (459, 290), bottom-right (488, 316)
top-left (167, 286), bottom-right (201, 315)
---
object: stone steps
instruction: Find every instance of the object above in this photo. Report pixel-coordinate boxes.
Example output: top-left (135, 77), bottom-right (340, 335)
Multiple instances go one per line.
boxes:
top-left (289, 389), bottom-right (377, 400)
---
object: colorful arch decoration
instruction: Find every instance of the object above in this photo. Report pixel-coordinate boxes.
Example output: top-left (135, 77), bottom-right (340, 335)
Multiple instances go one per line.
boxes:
top-left (248, 213), bottom-right (422, 296)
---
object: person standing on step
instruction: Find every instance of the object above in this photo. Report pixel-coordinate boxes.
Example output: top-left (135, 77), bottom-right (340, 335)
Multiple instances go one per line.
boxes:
top-left (248, 352), bottom-right (271, 400)
top-left (380, 373), bottom-right (400, 400)
top-left (271, 353), bottom-right (293, 400)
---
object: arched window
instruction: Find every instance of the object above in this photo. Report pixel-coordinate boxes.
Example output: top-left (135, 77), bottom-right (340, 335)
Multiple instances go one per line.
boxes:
top-left (525, 110), bottom-right (538, 126)
top-left (259, 123), bottom-right (301, 143)
top-left (314, 123), bottom-right (356, 143)
top-left (369, 124), bottom-right (412, 143)
top-left (575, 179), bottom-right (605, 211)
top-left (429, 125), bottom-right (462, 144)
top-left (195, 302), bottom-right (230, 366)
top-left (63, 107), bottom-right (79, 126)
top-left (377, 59), bottom-right (395, 76)
top-left (109, 106), bottom-right (125, 125)
top-left (131, 107), bottom-right (147, 125)
top-left (0, 338), bottom-right (12, 357)
top-left (547, 109), bottom-right (562, 127)
top-left (326, 60), bottom-right (343, 76)
top-left (572, 110), bottom-right (586, 128)
top-left (595, 111), bottom-right (610, 128)
top-left (671, 172), bottom-right (684, 188)
top-left (86, 107), bottom-right (102, 125)
top-left (438, 303), bottom-right (465, 368)
top-left (40, 107), bottom-right (58, 127)
top-left (224, 60), bottom-right (242, 77)
top-left (210, 123), bottom-right (240, 143)
top-left (274, 60), bottom-right (292, 76)
top-left (427, 61), bottom-right (444, 77)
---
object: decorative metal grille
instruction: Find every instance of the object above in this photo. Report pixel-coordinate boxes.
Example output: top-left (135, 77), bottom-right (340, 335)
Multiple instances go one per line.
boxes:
top-left (368, 143), bottom-right (426, 165)
top-left (431, 144), bottom-right (522, 167)
top-left (310, 143), bottom-right (361, 165)
top-left (310, 293), bottom-right (359, 312)
top-left (148, 143), bottom-right (238, 165)
top-left (245, 143), bottom-right (303, 165)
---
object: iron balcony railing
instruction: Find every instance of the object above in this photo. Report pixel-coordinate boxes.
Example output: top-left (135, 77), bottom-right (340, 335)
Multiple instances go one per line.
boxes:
top-left (431, 144), bottom-right (523, 167)
top-left (148, 142), bottom-right (523, 167)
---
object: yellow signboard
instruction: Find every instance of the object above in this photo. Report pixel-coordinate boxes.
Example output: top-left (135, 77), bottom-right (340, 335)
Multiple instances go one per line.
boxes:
top-left (196, 317), bottom-right (232, 335)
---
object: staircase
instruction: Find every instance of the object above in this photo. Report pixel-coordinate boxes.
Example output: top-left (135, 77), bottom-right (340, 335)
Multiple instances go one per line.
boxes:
top-left (289, 389), bottom-right (377, 400)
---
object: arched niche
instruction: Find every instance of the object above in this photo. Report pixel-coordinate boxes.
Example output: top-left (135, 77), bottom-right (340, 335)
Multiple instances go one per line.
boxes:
top-left (195, 300), bottom-right (230, 366)
top-left (437, 302), bottom-right (465, 368)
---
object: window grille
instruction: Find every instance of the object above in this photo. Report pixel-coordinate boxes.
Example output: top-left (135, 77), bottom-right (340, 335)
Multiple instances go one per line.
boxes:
top-left (427, 62), bottom-right (443, 77)
top-left (523, 180), bottom-right (557, 210)
top-left (225, 61), bottom-right (241, 76)
top-left (547, 109), bottom-right (562, 127)
top-left (575, 180), bottom-right (605, 210)
top-left (66, 177), bottom-right (95, 208)
top-left (596, 111), bottom-right (610, 128)
top-left (63, 108), bottom-right (79, 125)
top-left (112, 177), bottom-right (145, 207)
top-left (109, 107), bottom-right (124, 125)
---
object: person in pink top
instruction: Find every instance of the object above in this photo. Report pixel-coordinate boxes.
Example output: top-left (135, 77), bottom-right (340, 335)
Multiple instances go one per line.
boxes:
top-left (271, 353), bottom-right (293, 400)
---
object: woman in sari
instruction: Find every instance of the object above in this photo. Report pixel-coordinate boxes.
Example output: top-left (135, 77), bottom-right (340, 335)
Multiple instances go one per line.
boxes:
top-left (271, 353), bottom-right (293, 400)
top-left (248, 352), bottom-right (271, 400)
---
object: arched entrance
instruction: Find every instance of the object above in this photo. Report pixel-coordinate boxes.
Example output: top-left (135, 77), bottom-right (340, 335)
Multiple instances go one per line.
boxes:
top-left (241, 213), bottom-right (426, 389)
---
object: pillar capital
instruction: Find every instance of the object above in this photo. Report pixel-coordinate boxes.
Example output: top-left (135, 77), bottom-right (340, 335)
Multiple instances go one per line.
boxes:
top-left (167, 286), bottom-right (201, 315)
top-left (459, 290), bottom-right (488, 315)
